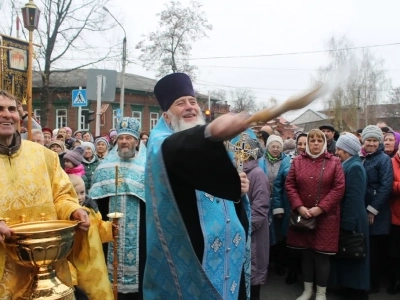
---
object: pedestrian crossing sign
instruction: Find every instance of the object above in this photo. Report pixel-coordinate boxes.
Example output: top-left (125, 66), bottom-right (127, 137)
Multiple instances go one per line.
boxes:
top-left (72, 89), bottom-right (88, 107)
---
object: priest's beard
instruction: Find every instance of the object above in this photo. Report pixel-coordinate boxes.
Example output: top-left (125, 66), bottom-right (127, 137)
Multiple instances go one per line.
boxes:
top-left (118, 148), bottom-right (136, 159)
top-left (167, 111), bottom-right (206, 132)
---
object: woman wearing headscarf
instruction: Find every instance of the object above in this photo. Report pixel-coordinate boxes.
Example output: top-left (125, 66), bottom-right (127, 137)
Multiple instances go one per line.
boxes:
top-left (384, 130), bottom-right (400, 158)
top-left (272, 132), bottom-right (307, 285)
top-left (360, 125), bottom-right (393, 293)
top-left (286, 129), bottom-right (345, 300)
top-left (94, 137), bottom-right (109, 160)
top-left (265, 135), bottom-right (286, 275)
top-left (81, 141), bottom-right (100, 192)
top-left (330, 133), bottom-right (369, 300)
top-left (242, 136), bottom-right (270, 300)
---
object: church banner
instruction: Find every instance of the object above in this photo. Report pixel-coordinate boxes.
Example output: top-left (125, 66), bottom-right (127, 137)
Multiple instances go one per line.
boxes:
top-left (0, 34), bottom-right (29, 101)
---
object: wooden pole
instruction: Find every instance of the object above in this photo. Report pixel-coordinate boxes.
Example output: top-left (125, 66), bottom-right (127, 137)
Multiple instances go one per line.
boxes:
top-left (27, 30), bottom-right (33, 141)
top-left (112, 217), bottom-right (119, 300)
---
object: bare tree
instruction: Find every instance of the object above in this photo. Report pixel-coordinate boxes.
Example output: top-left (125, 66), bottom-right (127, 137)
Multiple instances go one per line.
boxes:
top-left (389, 87), bottom-right (400, 104)
top-left (209, 89), bottom-right (227, 102)
top-left (230, 88), bottom-right (257, 113)
top-left (318, 36), bottom-right (389, 130)
top-left (257, 96), bottom-right (278, 111)
top-left (136, 0), bottom-right (212, 80)
top-left (26, 0), bottom-right (122, 126)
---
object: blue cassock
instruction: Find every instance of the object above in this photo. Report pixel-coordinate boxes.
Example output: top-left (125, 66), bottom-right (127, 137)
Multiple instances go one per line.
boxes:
top-left (144, 117), bottom-right (251, 300)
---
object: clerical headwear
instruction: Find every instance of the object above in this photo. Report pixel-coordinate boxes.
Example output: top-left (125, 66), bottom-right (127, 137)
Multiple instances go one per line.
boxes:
top-left (154, 73), bottom-right (195, 111)
top-left (117, 117), bottom-right (141, 140)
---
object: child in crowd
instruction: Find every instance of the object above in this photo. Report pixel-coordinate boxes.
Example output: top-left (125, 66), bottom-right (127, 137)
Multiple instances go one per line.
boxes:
top-left (68, 174), bottom-right (115, 299)
top-left (64, 147), bottom-right (86, 177)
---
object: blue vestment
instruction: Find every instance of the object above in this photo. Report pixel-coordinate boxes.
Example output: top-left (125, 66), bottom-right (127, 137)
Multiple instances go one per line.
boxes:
top-left (144, 117), bottom-right (251, 300)
top-left (89, 146), bottom-right (146, 293)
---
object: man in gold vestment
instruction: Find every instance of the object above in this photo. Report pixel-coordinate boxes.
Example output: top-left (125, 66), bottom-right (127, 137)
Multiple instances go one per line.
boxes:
top-left (0, 90), bottom-right (90, 299)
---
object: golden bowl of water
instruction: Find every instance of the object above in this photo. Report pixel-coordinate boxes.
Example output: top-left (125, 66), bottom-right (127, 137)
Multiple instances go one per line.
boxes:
top-left (5, 220), bottom-right (79, 300)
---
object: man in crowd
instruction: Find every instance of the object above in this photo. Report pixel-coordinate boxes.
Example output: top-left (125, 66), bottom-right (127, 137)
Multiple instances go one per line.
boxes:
top-left (0, 90), bottom-right (90, 298)
top-left (90, 117), bottom-right (146, 300)
top-left (319, 123), bottom-right (337, 154)
top-left (144, 73), bottom-right (251, 300)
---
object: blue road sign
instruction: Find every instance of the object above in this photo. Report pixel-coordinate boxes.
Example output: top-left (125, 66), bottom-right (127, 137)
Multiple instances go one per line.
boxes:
top-left (116, 108), bottom-right (122, 119)
top-left (72, 89), bottom-right (88, 107)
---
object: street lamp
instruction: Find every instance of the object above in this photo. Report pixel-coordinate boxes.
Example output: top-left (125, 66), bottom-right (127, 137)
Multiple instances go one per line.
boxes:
top-left (103, 6), bottom-right (127, 116)
top-left (21, 0), bottom-right (40, 141)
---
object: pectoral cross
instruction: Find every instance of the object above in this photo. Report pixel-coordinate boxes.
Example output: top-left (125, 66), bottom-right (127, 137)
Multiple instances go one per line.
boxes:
top-left (226, 132), bottom-right (259, 172)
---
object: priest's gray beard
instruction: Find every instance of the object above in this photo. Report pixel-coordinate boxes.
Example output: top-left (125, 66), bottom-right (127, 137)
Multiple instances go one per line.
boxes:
top-left (118, 149), bottom-right (136, 159)
top-left (167, 111), bottom-right (206, 132)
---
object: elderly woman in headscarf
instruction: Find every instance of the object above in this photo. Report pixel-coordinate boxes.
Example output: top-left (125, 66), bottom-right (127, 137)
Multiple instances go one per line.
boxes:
top-left (242, 136), bottom-right (270, 300)
top-left (384, 130), bottom-right (400, 158)
top-left (94, 137), bottom-right (109, 160)
top-left (81, 141), bottom-right (100, 192)
top-left (330, 133), bottom-right (370, 300)
top-left (264, 134), bottom-right (286, 275)
top-left (286, 129), bottom-right (345, 300)
top-left (272, 131), bottom-right (307, 285)
top-left (360, 125), bottom-right (393, 294)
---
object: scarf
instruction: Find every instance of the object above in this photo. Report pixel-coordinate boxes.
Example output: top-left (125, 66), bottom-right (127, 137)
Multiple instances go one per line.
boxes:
top-left (266, 151), bottom-right (282, 163)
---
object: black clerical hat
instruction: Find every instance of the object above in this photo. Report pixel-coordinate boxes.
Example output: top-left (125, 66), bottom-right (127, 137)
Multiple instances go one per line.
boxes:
top-left (154, 73), bottom-right (195, 111)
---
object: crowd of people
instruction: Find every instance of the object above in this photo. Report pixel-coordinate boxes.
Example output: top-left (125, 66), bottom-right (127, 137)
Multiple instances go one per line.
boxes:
top-left (1, 73), bottom-right (400, 300)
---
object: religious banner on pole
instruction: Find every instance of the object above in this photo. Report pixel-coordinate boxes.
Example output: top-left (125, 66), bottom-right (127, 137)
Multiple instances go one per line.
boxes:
top-left (0, 34), bottom-right (29, 101)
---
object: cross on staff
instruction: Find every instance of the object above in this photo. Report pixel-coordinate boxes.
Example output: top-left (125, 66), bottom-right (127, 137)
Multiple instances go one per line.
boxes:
top-left (226, 132), bottom-right (259, 172)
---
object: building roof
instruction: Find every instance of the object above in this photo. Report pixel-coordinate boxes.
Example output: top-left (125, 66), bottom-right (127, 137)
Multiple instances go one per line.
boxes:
top-left (291, 109), bottom-right (329, 124)
top-left (33, 69), bottom-right (158, 93)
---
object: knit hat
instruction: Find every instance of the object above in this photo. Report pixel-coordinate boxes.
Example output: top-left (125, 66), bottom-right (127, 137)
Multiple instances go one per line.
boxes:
top-left (42, 127), bottom-right (53, 137)
top-left (116, 117), bottom-right (141, 140)
top-left (49, 140), bottom-right (65, 152)
top-left (362, 125), bottom-right (383, 143)
top-left (95, 137), bottom-right (110, 149)
top-left (109, 129), bottom-right (117, 138)
top-left (336, 134), bottom-right (361, 156)
top-left (283, 138), bottom-right (296, 152)
top-left (266, 135), bottom-right (284, 148)
top-left (64, 127), bottom-right (72, 134)
top-left (81, 141), bottom-right (95, 154)
top-left (154, 73), bottom-right (195, 111)
top-left (64, 146), bottom-right (84, 166)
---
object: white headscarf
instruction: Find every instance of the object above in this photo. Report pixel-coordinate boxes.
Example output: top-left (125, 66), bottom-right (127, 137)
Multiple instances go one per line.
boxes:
top-left (305, 129), bottom-right (327, 159)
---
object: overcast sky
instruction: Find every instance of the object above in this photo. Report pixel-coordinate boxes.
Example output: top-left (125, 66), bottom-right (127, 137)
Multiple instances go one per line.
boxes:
top-left (4, 0), bottom-right (400, 121)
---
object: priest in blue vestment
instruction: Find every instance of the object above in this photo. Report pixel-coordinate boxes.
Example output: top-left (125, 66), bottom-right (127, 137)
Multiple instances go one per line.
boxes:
top-left (144, 73), bottom-right (252, 300)
top-left (90, 117), bottom-right (146, 300)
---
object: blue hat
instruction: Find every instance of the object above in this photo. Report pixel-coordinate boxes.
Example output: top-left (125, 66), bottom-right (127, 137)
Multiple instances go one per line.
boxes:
top-left (154, 73), bottom-right (195, 111)
top-left (117, 117), bottom-right (141, 140)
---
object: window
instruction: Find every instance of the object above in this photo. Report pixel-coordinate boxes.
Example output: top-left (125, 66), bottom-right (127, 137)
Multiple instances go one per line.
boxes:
top-left (150, 112), bottom-right (159, 130)
top-left (132, 111), bottom-right (142, 125)
top-left (56, 109), bottom-right (67, 128)
top-left (112, 109), bottom-right (118, 129)
top-left (80, 109), bottom-right (90, 131)
top-left (34, 109), bottom-right (41, 124)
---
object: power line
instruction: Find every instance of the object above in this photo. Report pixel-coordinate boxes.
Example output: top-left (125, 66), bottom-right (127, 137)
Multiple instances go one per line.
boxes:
top-left (188, 42), bottom-right (400, 60)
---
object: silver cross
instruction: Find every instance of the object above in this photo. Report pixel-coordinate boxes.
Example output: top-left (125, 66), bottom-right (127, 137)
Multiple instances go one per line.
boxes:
top-left (226, 132), bottom-right (259, 172)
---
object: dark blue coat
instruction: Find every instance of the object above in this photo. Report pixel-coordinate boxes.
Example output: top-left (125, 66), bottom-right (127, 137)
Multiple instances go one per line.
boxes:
top-left (361, 148), bottom-right (393, 235)
top-left (329, 154), bottom-right (370, 290)
top-left (272, 155), bottom-right (292, 237)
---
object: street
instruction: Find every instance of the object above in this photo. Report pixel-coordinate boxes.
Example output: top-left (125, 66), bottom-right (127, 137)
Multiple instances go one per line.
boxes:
top-left (260, 270), bottom-right (396, 300)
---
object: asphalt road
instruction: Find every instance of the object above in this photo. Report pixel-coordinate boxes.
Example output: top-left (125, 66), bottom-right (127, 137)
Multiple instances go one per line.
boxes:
top-left (260, 270), bottom-right (397, 300)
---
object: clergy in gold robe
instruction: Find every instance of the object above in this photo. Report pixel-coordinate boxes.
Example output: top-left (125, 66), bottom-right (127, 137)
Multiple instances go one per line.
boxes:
top-left (0, 90), bottom-right (90, 299)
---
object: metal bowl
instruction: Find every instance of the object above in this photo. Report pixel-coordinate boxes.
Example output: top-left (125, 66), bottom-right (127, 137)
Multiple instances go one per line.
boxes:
top-left (4, 220), bottom-right (78, 268)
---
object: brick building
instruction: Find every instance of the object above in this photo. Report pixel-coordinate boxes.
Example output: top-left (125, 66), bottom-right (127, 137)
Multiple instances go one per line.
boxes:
top-left (32, 69), bottom-right (229, 136)
top-left (252, 117), bottom-right (298, 139)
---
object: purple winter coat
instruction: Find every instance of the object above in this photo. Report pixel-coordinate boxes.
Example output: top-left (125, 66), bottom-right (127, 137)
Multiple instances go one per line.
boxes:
top-left (244, 159), bottom-right (270, 285)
